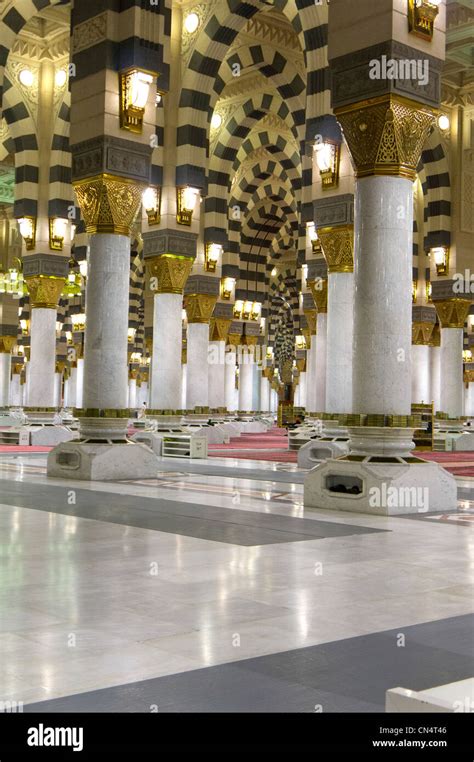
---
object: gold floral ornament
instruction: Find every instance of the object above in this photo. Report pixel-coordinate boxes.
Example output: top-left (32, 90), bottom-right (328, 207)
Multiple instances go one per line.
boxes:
top-left (74, 174), bottom-right (145, 236)
top-left (308, 278), bottom-right (328, 314)
top-left (209, 318), bottom-right (232, 342)
top-left (147, 254), bottom-right (193, 295)
top-left (184, 294), bottom-right (218, 324)
top-left (335, 95), bottom-right (435, 181)
top-left (318, 225), bottom-right (354, 273)
top-left (434, 299), bottom-right (472, 329)
top-left (412, 322), bottom-right (435, 345)
top-left (25, 276), bottom-right (66, 309)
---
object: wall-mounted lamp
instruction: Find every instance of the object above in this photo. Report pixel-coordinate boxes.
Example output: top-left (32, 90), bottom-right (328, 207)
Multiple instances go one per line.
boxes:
top-left (127, 327), bottom-right (137, 344)
top-left (142, 186), bottom-right (161, 226)
top-left (313, 140), bottom-right (341, 189)
top-left (49, 217), bottom-right (67, 251)
top-left (19, 318), bottom-right (30, 336)
top-left (205, 242), bottom-right (222, 272)
top-left (251, 302), bottom-right (262, 321)
top-left (221, 276), bottom-right (235, 300)
top-left (176, 186), bottom-right (199, 225)
top-left (430, 246), bottom-right (449, 276)
top-left (463, 349), bottom-right (473, 364)
top-left (65, 330), bottom-right (73, 344)
top-left (306, 222), bottom-right (321, 254)
top-left (71, 313), bottom-right (86, 332)
top-left (438, 114), bottom-right (450, 133)
top-left (242, 300), bottom-right (253, 320)
top-left (412, 280), bottom-right (418, 303)
top-left (119, 68), bottom-right (153, 134)
top-left (233, 299), bottom-right (244, 319)
top-left (408, 0), bottom-right (441, 42)
top-left (271, 267), bottom-right (277, 277)
top-left (296, 334), bottom-right (306, 350)
top-left (19, 69), bottom-right (34, 87)
top-left (18, 217), bottom-right (36, 251)
top-left (426, 282), bottom-right (432, 302)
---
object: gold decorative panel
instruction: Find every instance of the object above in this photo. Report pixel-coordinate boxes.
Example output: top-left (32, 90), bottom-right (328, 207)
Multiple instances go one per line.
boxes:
top-left (318, 225), bottom-right (354, 273)
top-left (434, 299), bottom-right (471, 329)
top-left (184, 294), bottom-right (218, 324)
top-left (335, 95), bottom-right (435, 181)
top-left (209, 318), bottom-right (232, 342)
top-left (74, 173), bottom-right (145, 236)
top-left (25, 276), bottom-right (66, 309)
top-left (308, 278), bottom-right (328, 314)
top-left (412, 321), bottom-right (435, 346)
top-left (147, 254), bottom-right (193, 294)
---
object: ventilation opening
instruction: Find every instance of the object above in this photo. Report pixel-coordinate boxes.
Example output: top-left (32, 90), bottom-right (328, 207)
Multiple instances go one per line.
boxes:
top-left (326, 474), bottom-right (363, 495)
top-left (310, 448), bottom-right (333, 460)
top-left (367, 457), bottom-right (400, 463)
top-left (56, 452), bottom-right (80, 469)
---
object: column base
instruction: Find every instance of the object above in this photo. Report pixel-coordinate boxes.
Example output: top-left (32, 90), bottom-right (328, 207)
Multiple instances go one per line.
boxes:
top-left (452, 432), bottom-right (474, 452)
top-left (47, 441), bottom-right (159, 481)
top-left (304, 457), bottom-right (457, 515)
top-left (298, 438), bottom-right (350, 469)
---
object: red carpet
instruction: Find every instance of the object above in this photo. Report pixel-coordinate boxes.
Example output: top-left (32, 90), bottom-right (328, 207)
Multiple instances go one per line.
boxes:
top-left (0, 445), bottom-right (52, 453)
top-left (209, 430), bottom-right (295, 462)
top-left (421, 452), bottom-right (474, 477)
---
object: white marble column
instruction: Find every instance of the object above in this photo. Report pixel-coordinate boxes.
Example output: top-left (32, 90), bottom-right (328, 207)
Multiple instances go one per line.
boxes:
top-left (128, 377), bottom-right (137, 409)
top-left (151, 292), bottom-right (183, 410)
top-left (411, 344), bottom-right (431, 404)
top-left (76, 358), bottom-right (84, 408)
top-left (430, 344), bottom-right (441, 412)
top-left (83, 234), bottom-right (129, 410)
top-left (298, 371), bottom-right (307, 409)
top-left (440, 327), bottom-right (464, 418)
top-left (315, 313), bottom-right (327, 413)
top-left (181, 364), bottom-right (187, 409)
top-left (0, 352), bottom-right (11, 407)
top-left (260, 373), bottom-right (271, 412)
top-left (305, 341), bottom-right (317, 413)
top-left (225, 349), bottom-right (237, 411)
top-left (69, 367), bottom-right (78, 408)
top-left (465, 382), bottom-right (474, 417)
top-left (208, 340), bottom-right (225, 409)
top-left (326, 272), bottom-right (353, 414)
top-left (186, 323), bottom-right (209, 409)
top-left (353, 176), bottom-right (413, 415)
top-left (238, 353), bottom-right (254, 411)
top-left (27, 309), bottom-right (57, 407)
top-left (53, 372), bottom-right (62, 408)
top-left (271, 389), bottom-right (278, 412)
top-left (10, 373), bottom-right (22, 407)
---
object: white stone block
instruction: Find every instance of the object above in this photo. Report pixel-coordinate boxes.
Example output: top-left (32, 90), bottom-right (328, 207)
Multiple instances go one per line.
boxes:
top-left (47, 442), bottom-right (159, 481)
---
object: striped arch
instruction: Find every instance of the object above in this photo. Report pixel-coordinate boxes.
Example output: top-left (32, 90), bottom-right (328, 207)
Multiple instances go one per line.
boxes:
top-left (49, 80), bottom-right (73, 220)
top-left (0, 0), bottom-right (67, 113)
top-left (2, 71), bottom-right (39, 217)
top-left (420, 128), bottom-right (451, 251)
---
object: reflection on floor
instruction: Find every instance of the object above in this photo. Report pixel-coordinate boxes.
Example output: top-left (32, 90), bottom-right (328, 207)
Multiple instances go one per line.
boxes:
top-left (0, 452), bottom-right (472, 711)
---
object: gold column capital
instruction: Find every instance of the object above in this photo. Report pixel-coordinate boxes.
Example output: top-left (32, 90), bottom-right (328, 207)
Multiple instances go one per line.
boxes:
top-left (74, 173), bottom-right (145, 236)
top-left (301, 329), bottom-right (312, 349)
top-left (464, 370), bottom-right (474, 384)
top-left (55, 361), bottom-right (67, 373)
top-left (147, 254), bottom-right (193, 295)
top-left (434, 299), bottom-right (471, 329)
top-left (25, 275), bottom-right (65, 309)
top-left (184, 294), bottom-right (218, 324)
top-left (263, 367), bottom-right (273, 380)
top-left (296, 358), bottom-right (306, 372)
top-left (335, 94), bottom-right (435, 181)
top-left (227, 333), bottom-right (241, 347)
top-left (308, 278), bottom-right (328, 314)
top-left (242, 335), bottom-right (258, 347)
top-left (318, 225), bottom-right (354, 274)
top-left (412, 321), bottom-right (435, 346)
top-left (0, 336), bottom-right (16, 353)
top-left (429, 324), bottom-right (441, 347)
top-left (210, 318), bottom-right (232, 342)
top-left (303, 309), bottom-right (317, 336)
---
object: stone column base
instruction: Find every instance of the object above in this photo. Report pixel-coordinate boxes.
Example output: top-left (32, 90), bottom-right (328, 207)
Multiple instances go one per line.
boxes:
top-left (47, 441), bottom-right (159, 481)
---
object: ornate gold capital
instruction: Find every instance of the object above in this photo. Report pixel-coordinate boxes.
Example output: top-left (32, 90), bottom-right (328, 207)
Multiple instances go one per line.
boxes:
top-left (301, 328), bottom-right (311, 350)
top-left (434, 299), bottom-right (471, 329)
top-left (242, 335), bottom-right (258, 347)
top-left (429, 324), bottom-right (441, 347)
top-left (25, 275), bottom-right (65, 309)
top-left (0, 336), bottom-right (16, 353)
top-left (74, 173), bottom-right (145, 236)
top-left (263, 367), bottom-right (273, 380)
top-left (303, 309), bottom-right (317, 336)
top-left (210, 318), bottom-right (232, 342)
top-left (184, 294), bottom-right (218, 324)
top-left (464, 370), bottom-right (474, 384)
top-left (296, 358), bottom-right (306, 372)
top-left (412, 321), bottom-right (435, 346)
top-left (55, 361), bottom-right (66, 373)
top-left (308, 278), bottom-right (328, 314)
top-left (318, 225), bottom-right (354, 273)
top-left (147, 254), bottom-right (193, 295)
top-left (335, 95), bottom-right (435, 181)
top-left (227, 333), bottom-right (241, 347)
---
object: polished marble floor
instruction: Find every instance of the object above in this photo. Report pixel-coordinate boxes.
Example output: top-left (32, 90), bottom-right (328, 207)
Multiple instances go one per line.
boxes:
top-left (0, 453), bottom-right (472, 710)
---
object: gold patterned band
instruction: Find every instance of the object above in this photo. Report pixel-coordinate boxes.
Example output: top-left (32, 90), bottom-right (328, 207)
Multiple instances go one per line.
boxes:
top-left (412, 321), bottom-right (435, 346)
top-left (25, 275), bottom-right (66, 309)
top-left (147, 254), bottom-right (193, 295)
top-left (308, 278), bottom-right (328, 314)
top-left (210, 318), bottom-right (232, 342)
top-left (74, 173), bottom-right (145, 237)
top-left (434, 299), bottom-right (471, 330)
top-left (335, 94), bottom-right (435, 181)
top-left (184, 293), bottom-right (218, 324)
top-left (0, 336), bottom-right (16, 353)
top-left (318, 225), bottom-right (354, 273)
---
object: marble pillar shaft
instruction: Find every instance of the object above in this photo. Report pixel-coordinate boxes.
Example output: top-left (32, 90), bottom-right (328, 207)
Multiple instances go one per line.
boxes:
top-left (440, 328), bottom-right (464, 417)
top-left (430, 346), bottom-right (441, 412)
top-left (239, 357), bottom-right (254, 411)
top-left (326, 272), bottom-right (353, 414)
top-left (315, 313), bottom-right (327, 413)
top-left (411, 344), bottom-right (431, 404)
top-left (83, 234), bottom-right (130, 410)
top-left (225, 350), bottom-right (237, 411)
top-left (208, 340), bottom-right (226, 409)
top-left (0, 353), bottom-right (11, 407)
top-left (353, 176), bottom-right (413, 415)
top-left (27, 309), bottom-right (57, 407)
top-left (151, 292), bottom-right (183, 409)
top-left (186, 323), bottom-right (209, 409)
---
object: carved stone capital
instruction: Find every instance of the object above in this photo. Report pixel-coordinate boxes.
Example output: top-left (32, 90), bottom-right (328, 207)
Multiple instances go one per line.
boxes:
top-left (74, 173), bottom-right (145, 236)
top-left (464, 369), bottom-right (474, 385)
top-left (430, 324), bottom-right (441, 347)
top-left (318, 224), bottom-right (354, 273)
top-left (0, 336), bottom-right (16, 353)
top-left (147, 254), bottom-right (193, 294)
top-left (25, 276), bottom-right (65, 309)
top-left (185, 294), bottom-right (218, 324)
top-left (210, 318), bottom-right (232, 342)
top-left (434, 299), bottom-right (471, 329)
top-left (308, 278), bottom-right (328, 313)
top-left (412, 321), bottom-right (435, 346)
top-left (227, 333), bottom-right (241, 347)
top-left (303, 309), bottom-right (317, 336)
top-left (335, 95), bottom-right (435, 180)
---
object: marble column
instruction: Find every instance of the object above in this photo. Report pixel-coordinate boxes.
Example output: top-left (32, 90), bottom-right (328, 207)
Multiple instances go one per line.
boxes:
top-left (181, 364), bottom-right (187, 409)
top-left (145, 254), bottom-right (193, 411)
top-left (185, 293), bottom-right (218, 411)
top-left (225, 346), bottom-right (237, 411)
top-left (10, 370), bottom-right (22, 407)
top-left (308, 278), bottom-right (328, 414)
top-left (260, 371), bottom-right (271, 412)
top-left (429, 326), bottom-right (441, 412)
top-left (128, 375), bottom-right (137, 409)
top-left (25, 293), bottom-right (63, 409)
top-left (434, 298), bottom-right (471, 418)
top-left (316, 223), bottom-right (354, 415)
top-left (238, 350), bottom-right (255, 412)
top-left (464, 370), bottom-right (474, 417)
top-left (208, 318), bottom-right (231, 410)
top-left (411, 314), bottom-right (436, 404)
top-left (53, 371), bottom-right (61, 408)
top-left (298, 371), bottom-right (307, 409)
top-left (0, 338), bottom-right (14, 407)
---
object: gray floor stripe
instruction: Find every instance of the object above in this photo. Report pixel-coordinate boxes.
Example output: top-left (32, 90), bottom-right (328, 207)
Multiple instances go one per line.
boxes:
top-left (24, 614), bottom-right (474, 713)
top-left (0, 479), bottom-right (385, 546)
top-left (156, 460), bottom-right (307, 484)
